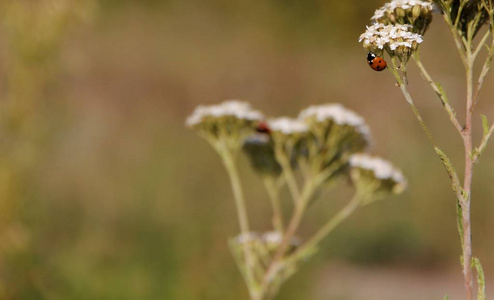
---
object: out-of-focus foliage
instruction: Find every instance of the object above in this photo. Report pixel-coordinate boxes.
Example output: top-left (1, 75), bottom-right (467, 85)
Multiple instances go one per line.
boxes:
top-left (0, 0), bottom-right (493, 299)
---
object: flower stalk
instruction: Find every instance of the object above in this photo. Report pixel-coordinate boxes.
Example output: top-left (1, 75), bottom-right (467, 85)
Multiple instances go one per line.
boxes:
top-left (187, 100), bottom-right (406, 299)
top-left (361, 1), bottom-right (494, 299)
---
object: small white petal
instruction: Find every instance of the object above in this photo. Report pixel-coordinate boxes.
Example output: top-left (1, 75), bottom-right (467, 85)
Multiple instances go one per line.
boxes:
top-left (268, 117), bottom-right (308, 134)
top-left (350, 153), bottom-right (406, 184)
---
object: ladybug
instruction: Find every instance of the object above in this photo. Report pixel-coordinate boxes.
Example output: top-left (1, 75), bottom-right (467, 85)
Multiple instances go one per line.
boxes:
top-left (367, 52), bottom-right (387, 71)
top-left (256, 121), bottom-right (271, 134)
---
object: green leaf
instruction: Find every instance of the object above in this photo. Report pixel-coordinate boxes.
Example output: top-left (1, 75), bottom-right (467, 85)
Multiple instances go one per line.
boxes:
top-left (472, 257), bottom-right (486, 300)
top-left (457, 201), bottom-right (464, 250)
top-left (481, 114), bottom-right (489, 138)
top-left (444, 296), bottom-right (450, 300)
top-left (436, 83), bottom-right (452, 106)
top-left (434, 147), bottom-right (464, 201)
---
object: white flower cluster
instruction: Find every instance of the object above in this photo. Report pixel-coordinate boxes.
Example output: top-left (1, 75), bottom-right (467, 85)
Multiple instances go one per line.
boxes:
top-left (349, 153), bottom-right (406, 184)
top-left (371, 0), bottom-right (436, 21)
top-left (299, 104), bottom-right (371, 140)
top-left (186, 100), bottom-right (263, 127)
top-left (268, 117), bottom-right (309, 134)
top-left (359, 23), bottom-right (423, 51)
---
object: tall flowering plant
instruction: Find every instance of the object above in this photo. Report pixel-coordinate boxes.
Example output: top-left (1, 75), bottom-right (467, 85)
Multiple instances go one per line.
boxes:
top-left (360, 1), bottom-right (494, 300)
top-left (187, 100), bottom-right (406, 300)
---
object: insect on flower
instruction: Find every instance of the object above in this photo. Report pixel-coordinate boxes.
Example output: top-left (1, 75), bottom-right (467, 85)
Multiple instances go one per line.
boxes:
top-left (367, 52), bottom-right (387, 71)
top-left (256, 121), bottom-right (271, 134)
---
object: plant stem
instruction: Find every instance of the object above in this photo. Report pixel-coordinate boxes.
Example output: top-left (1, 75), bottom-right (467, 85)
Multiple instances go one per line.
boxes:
top-left (412, 52), bottom-right (463, 135)
top-left (391, 51), bottom-right (474, 299)
top-left (222, 150), bottom-right (251, 240)
top-left (263, 176), bottom-right (285, 233)
top-left (221, 148), bottom-right (258, 298)
top-left (389, 57), bottom-right (437, 147)
top-left (461, 48), bottom-right (474, 300)
top-left (474, 123), bottom-right (494, 161)
top-left (258, 182), bottom-right (315, 296)
top-left (289, 194), bottom-right (360, 264)
top-left (275, 146), bottom-right (300, 203)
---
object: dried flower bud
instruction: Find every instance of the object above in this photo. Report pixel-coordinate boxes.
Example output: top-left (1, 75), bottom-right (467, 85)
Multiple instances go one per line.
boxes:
top-left (371, 0), bottom-right (436, 35)
top-left (186, 100), bottom-right (263, 150)
top-left (242, 133), bottom-right (282, 177)
top-left (435, 0), bottom-right (491, 39)
top-left (349, 154), bottom-right (407, 204)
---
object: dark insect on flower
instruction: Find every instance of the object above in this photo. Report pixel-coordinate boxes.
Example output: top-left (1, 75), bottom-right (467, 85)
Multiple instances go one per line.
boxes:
top-left (367, 52), bottom-right (387, 72)
top-left (256, 121), bottom-right (271, 134)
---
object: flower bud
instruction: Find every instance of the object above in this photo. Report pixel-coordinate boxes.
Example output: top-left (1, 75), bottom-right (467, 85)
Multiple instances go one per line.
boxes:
top-left (395, 7), bottom-right (406, 18)
top-left (370, 0), bottom-right (436, 35)
top-left (298, 104), bottom-right (371, 183)
top-left (186, 100), bottom-right (263, 150)
top-left (412, 5), bottom-right (422, 19)
top-left (243, 133), bottom-right (282, 177)
top-left (349, 154), bottom-right (407, 204)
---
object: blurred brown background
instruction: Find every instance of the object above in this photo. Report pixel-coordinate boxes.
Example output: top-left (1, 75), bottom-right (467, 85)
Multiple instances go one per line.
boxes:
top-left (0, 0), bottom-right (493, 299)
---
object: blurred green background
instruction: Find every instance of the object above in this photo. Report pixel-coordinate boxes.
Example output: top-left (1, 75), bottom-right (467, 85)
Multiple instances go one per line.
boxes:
top-left (0, 0), bottom-right (493, 299)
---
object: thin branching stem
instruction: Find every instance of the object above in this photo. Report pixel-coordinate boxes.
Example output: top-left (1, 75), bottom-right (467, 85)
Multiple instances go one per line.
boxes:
top-left (474, 123), bottom-right (494, 162)
top-left (263, 176), bottom-right (285, 233)
top-left (412, 52), bottom-right (464, 135)
top-left (275, 146), bottom-right (301, 204)
top-left (259, 182), bottom-right (316, 296)
top-left (220, 147), bottom-right (258, 298)
top-left (288, 194), bottom-right (361, 264)
top-left (472, 30), bottom-right (491, 60)
top-left (389, 57), bottom-right (437, 147)
top-left (472, 36), bottom-right (494, 111)
top-left (443, 10), bottom-right (469, 68)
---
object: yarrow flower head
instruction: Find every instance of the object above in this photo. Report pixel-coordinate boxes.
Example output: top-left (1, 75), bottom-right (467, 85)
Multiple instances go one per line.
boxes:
top-left (268, 117), bottom-right (309, 135)
top-left (298, 104), bottom-right (371, 182)
top-left (359, 23), bottom-right (423, 60)
top-left (267, 117), bottom-right (309, 155)
top-left (299, 104), bottom-right (371, 142)
top-left (371, 0), bottom-right (436, 35)
top-left (349, 153), bottom-right (407, 203)
top-left (186, 100), bottom-right (263, 150)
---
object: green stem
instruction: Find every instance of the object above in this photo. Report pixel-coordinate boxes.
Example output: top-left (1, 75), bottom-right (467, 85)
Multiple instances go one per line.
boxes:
top-left (263, 176), bottom-right (285, 233)
top-left (389, 57), bottom-right (437, 147)
top-left (259, 182), bottom-right (316, 295)
top-left (222, 150), bottom-right (251, 237)
top-left (412, 52), bottom-right (463, 135)
top-left (220, 148), bottom-right (258, 298)
top-left (275, 145), bottom-right (300, 203)
top-left (289, 194), bottom-right (361, 263)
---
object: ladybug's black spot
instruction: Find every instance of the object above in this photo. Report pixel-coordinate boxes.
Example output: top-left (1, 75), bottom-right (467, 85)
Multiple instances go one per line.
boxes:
top-left (378, 59), bottom-right (382, 63)
top-left (376, 66), bottom-right (380, 69)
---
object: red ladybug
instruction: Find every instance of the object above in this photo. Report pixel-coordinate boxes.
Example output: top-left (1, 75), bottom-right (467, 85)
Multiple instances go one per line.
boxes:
top-left (367, 52), bottom-right (387, 71)
top-left (256, 121), bottom-right (271, 134)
